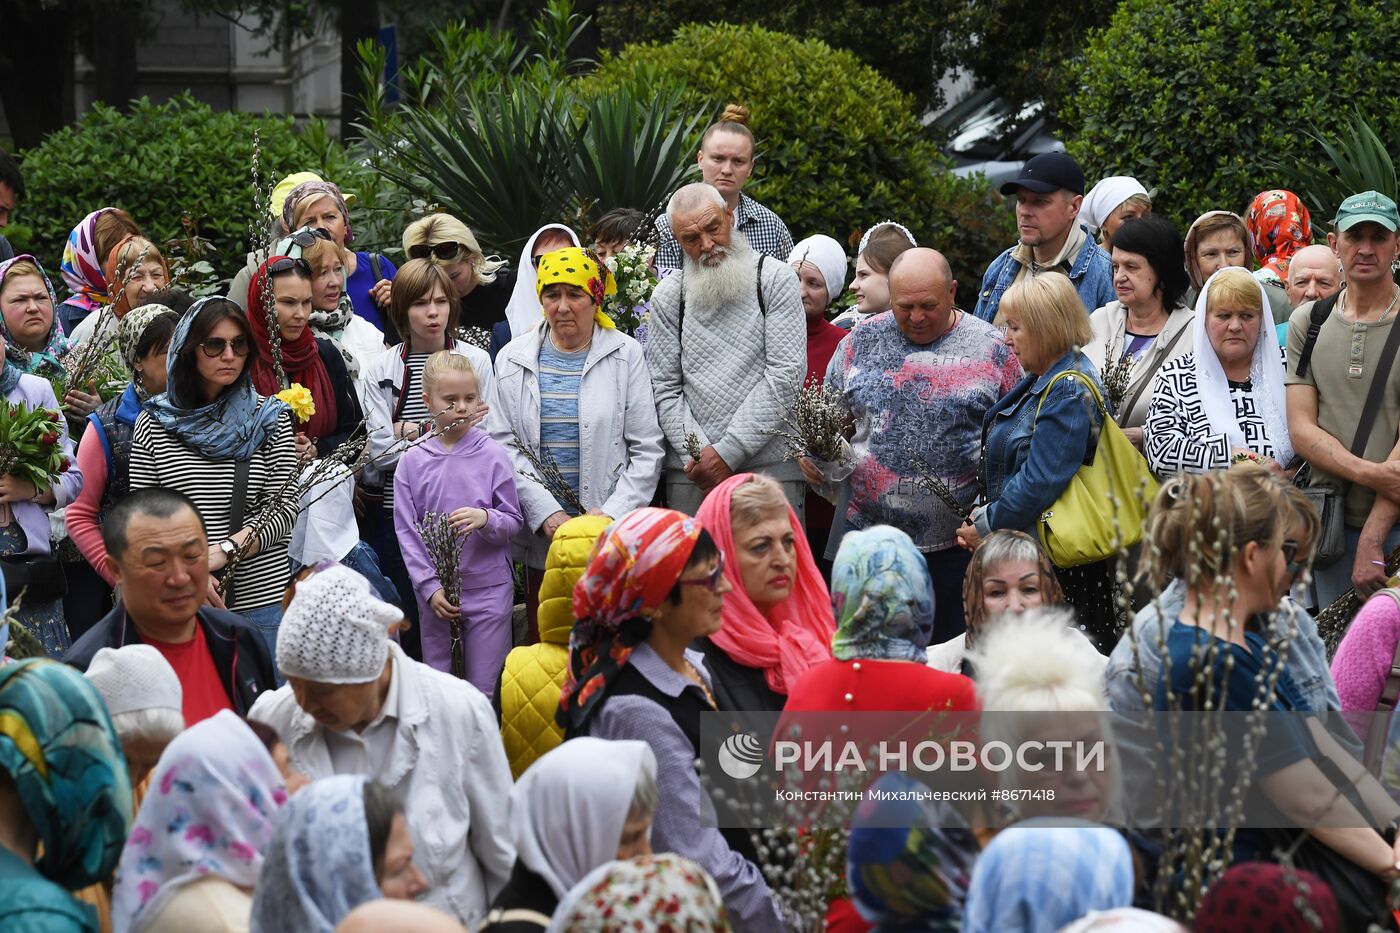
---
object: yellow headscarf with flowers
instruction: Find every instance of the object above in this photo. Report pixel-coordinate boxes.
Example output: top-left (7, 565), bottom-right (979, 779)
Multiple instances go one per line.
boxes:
top-left (534, 247), bottom-right (617, 330)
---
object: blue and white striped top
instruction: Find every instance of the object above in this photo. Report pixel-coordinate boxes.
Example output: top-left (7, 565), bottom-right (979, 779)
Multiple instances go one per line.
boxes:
top-left (538, 338), bottom-right (587, 512)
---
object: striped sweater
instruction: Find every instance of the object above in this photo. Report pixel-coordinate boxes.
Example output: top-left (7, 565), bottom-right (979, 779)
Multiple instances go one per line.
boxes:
top-left (128, 404), bottom-right (299, 612)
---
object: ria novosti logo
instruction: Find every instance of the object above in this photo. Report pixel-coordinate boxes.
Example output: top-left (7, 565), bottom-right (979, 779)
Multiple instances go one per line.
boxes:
top-left (717, 732), bottom-right (764, 780)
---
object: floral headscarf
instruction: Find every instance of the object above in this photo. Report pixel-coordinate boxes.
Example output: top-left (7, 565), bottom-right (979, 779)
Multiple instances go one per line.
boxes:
top-left (119, 303), bottom-right (180, 400)
top-left (696, 474), bottom-right (834, 695)
top-left (830, 526), bottom-right (935, 662)
top-left (557, 508), bottom-right (702, 731)
top-left (60, 208), bottom-right (116, 314)
top-left (1193, 862), bottom-right (1338, 932)
top-left (280, 181), bottom-right (353, 245)
top-left (1246, 189), bottom-right (1312, 287)
top-left (0, 254), bottom-right (72, 379)
top-left (250, 775), bottom-right (382, 933)
top-left (847, 773), bottom-right (978, 930)
top-left (535, 246), bottom-right (617, 330)
top-left (546, 855), bottom-right (729, 933)
top-left (0, 659), bottom-right (133, 890)
top-left (112, 709), bottom-right (289, 933)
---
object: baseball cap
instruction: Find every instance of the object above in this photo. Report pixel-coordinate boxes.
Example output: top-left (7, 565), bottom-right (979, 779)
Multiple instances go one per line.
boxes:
top-left (1334, 190), bottom-right (1399, 232)
top-left (1000, 152), bottom-right (1086, 197)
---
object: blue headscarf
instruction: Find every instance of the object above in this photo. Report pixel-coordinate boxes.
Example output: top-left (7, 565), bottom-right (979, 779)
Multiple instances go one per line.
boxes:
top-left (830, 526), bottom-right (936, 662)
top-left (143, 297), bottom-right (289, 459)
top-left (249, 775), bottom-right (382, 933)
top-left (0, 254), bottom-right (71, 385)
top-left (0, 658), bottom-right (133, 889)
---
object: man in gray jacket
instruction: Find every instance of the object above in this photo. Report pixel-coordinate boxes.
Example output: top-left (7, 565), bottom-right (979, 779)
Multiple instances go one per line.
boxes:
top-left (647, 182), bottom-right (805, 517)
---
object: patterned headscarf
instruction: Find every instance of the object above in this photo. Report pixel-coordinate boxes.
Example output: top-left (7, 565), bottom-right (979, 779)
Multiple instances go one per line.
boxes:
top-left (1192, 862), bottom-right (1338, 932)
top-left (60, 208), bottom-right (116, 314)
top-left (847, 773), bottom-right (978, 930)
top-left (250, 775), bottom-right (382, 933)
top-left (535, 246), bottom-right (617, 330)
top-left (112, 710), bottom-right (289, 933)
top-left (280, 181), bottom-right (353, 245)
top-left (830, 526), bottom-right (935, 662)
top-left (546, 854), bottom-right (729, 933)
top-left (557, 508), bottom-right (702, 731)
top-left (144, 297), bottom-right (291, 460)
top-left (1246, 189), bottom-right (1312, 287)
top-left (696, 474), bottom-right (834, 695)
top-left (118, 303), bottom-right (179, 400)
top-left (0, 254), bottom-right (72, 379)
top-left (962, 822), bottom-right (1134, 933)
top-left (0, 659), bottom-right (133, 890)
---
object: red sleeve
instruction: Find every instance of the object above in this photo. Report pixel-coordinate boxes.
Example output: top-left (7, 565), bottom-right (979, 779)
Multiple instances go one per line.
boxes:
top-left (68, 422), bottom-right (114, 585)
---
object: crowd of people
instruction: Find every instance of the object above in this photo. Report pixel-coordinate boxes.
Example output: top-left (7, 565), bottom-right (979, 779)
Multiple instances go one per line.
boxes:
top-left (0, 98), bottom-right (1398, 931)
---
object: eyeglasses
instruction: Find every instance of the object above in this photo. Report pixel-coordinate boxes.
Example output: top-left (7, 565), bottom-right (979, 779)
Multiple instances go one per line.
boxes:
top-left (408, 241), bottom-right (465, 261)
top-left (678, 554), bottom-right (726, 592)
top-left (1281, 539), bottom-right (1311, 583)
top-left (288, 228), bottom-right (333, 248)
top-left (266, 257), bottom-right (311, 275)
top-left (198, 335), bottom-right (250, 358)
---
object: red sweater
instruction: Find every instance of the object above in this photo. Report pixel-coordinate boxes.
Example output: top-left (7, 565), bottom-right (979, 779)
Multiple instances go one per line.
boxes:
top-left (783, 657), bottom-right (978, 714)
top-left (806, 315), bottom-right (848, 387)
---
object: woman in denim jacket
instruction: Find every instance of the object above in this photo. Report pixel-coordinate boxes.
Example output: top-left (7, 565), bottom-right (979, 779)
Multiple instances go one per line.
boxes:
top-left (957, 273), bottom-right (1118, 648)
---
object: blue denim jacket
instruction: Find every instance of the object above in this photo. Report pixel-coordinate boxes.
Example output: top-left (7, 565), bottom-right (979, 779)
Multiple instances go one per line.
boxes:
top-left (971, 225), bottom-right (1117, 322)
top-left (974, 350), bottom-right (1104, 536)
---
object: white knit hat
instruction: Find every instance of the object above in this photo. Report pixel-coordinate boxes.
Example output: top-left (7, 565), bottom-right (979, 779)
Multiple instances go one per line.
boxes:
top-left (85, 645), bottom-right (183, 717)
top-left (276, 564), bottom-right (402, 684)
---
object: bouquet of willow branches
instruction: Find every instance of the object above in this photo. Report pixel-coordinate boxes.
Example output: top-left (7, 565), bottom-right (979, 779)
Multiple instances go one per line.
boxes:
top-left (907, 454), bottom-right (972, 523)
top-left (510, 436), bottom-right (585, 513)
top-left (54, 326), bottom-right (127, 408)
top-left (1316, 539), bottom-right (1400, 654)
top-left (455, 324), bottom-right (492, 352)
top-left (684, 431), bottom-right (703, 464)
top-left (773, 380), bottom-right (850, 465)
top-left (417, 511), bottom-right (466, 679)
top-left (1101, 345), bottom-right (1134, 418)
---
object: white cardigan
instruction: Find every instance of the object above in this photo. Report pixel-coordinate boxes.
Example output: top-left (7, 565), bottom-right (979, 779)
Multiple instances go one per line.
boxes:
top-left (487, 322), bottom-right (664, 567)
top-left (1083, 300), bottom-right (1196, 430)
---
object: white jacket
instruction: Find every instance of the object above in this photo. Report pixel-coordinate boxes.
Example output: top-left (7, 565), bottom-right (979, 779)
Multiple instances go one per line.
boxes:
top-left (360, 340), bottom-right (496, 485)
top-left (249, 642), bottom-right (515, 925)
top-left (487, 322), bottom-right (664, 567)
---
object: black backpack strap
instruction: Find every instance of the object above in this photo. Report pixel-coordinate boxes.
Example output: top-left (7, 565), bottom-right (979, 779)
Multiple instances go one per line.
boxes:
top-left (368, 252), bottom-right (385, 284)
top-left (1294, 292), bottom-right (1340, 380)
top-left (756, 253), bottom-right (767, 316)
top-left (1350, 306), bottom-right (1400, 457)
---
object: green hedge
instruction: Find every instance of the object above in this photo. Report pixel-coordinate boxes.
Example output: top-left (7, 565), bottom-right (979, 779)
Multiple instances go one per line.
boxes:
top-left (583, 23), bottom-right (1015, 290)
top-left (1063, 0), bottom-right (1400, 225)
top-left (15, 93), bottom-right (385, 288)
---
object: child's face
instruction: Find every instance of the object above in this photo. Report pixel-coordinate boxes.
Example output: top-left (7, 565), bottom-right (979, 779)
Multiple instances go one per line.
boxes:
top-left (423, 370), bottom-right (480, 434)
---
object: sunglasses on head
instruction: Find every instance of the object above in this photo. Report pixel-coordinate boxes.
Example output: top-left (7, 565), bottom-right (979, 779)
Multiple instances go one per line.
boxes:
top-left (678, 552), bottom-right (726, 592)
top-left (408, 242), bottom-right (465, 261)
top-left (198, 335), bottom-right (250, 358)
top-left (288, 228), bottom-right (333, 248)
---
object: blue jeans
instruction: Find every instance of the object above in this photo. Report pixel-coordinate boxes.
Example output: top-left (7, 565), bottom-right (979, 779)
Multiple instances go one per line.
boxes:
top-left (1313, 524), bottom-right (1400, 609)
top-left (341, 540), bottom-right (400, 604)
top-left (241, 603), bottom-right (285, 685)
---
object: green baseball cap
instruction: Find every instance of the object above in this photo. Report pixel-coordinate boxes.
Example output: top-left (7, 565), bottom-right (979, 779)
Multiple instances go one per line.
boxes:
top-left (1334, 190), bottom-right (1399, 232)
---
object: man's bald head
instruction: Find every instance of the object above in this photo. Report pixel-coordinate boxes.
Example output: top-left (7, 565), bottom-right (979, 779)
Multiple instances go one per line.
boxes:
top-left (1286, 243), bottom-right (1343, 308)
top-left (335, 900), bottom-right (468, 933)
top-left (887, 248), bottom-right (959, 345)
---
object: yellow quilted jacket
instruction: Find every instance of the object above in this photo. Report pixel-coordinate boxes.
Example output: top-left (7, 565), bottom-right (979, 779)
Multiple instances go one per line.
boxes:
top-left (500, 515), bottom-right (611, 779)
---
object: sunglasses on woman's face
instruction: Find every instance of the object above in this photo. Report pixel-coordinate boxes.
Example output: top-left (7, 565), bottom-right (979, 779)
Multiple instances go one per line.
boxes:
top-left (408, 242), bottom-right (465, 261)
top-left (288, 228), bottom-right (333, 247)
top-left (1281, 539), bottom-right (1311, 583)
top-left (198, 335), bottom-right (250, 358)
top-left (678, 553), bottom-right (726, 592)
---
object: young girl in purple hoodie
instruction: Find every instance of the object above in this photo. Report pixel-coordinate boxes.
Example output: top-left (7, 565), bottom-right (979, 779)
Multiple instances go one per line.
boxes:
top-left (394, 350), bottom-right (523, 693)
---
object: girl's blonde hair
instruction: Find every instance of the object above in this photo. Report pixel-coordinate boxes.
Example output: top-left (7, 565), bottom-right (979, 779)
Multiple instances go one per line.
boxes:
top-left (389, 259), bottom-right (460, 344)
top-left (402, 214), bottom-right (506, 286)
top-left (421, 350), bottom-right (478, 396)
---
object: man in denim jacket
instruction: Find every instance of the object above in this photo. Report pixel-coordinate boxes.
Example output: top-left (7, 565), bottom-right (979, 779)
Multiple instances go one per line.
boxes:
top-left (973, 152), bottom-right (1116, 324)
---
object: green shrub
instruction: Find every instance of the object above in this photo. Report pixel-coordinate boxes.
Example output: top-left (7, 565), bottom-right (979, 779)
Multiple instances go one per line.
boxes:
top-left (582, 23), bottom-right (1014, 290)
top-left (15, 93), bottom-right (387, 288)
top-left (1064, 0), bottom-right (1400, 227)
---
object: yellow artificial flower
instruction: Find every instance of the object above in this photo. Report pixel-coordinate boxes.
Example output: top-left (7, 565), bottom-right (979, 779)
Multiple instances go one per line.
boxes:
top-left (276, 383), bottom-right (316, 423)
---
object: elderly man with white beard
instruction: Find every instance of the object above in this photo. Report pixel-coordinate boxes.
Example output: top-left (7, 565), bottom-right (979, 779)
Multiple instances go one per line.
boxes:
top-left (647, 182), bottom-right (806, 516)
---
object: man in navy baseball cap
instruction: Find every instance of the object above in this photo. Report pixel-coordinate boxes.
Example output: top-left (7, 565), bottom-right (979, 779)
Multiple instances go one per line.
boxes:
top-left (973, 152), bottom-right (1115, 323)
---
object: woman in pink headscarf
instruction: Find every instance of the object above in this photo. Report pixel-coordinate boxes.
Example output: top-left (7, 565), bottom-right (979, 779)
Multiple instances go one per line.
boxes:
top-left (1246, 189), bottom-right (1312, 288)
top-left (694, 473), bottom-right (834, 711)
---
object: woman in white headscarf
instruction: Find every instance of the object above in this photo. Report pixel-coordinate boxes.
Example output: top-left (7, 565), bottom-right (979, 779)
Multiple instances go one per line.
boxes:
top-left (1142, 267), bottom-right (1294, 477)
top-left (1081, 176), bottom-right (1151, 246)
top-left (501, 224), bottom-right (580, 339)
top-left (478, 738), bottom-right (659, 932)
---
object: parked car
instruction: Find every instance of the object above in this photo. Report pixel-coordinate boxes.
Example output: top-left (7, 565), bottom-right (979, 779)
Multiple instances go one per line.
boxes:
top-left (930, 88), bottom-right (1064, 189)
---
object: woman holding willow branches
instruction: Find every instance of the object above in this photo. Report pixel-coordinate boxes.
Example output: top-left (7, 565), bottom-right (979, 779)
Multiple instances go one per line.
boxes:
top-left (1148, 465), bottom-right (1400, 929)
top-left (128, 297), bottom-right (299, 658)
top-left (489, 246), bottom-right (663, 642)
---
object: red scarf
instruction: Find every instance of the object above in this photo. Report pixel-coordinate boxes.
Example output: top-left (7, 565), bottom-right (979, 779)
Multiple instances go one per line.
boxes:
top-left (247, 258), bottom-right (337, 439)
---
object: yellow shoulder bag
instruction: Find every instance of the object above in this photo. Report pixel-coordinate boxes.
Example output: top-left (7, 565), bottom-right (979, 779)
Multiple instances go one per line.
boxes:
top-left (1032, 370), bottom-right (1160, 568)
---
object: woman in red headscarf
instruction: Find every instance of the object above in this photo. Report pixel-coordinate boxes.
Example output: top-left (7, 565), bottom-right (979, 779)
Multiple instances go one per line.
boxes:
top-left (558, 507), bottom-right (786, 932)
top-left (247, 256), bottom-right (363, 463)
top-left (1246, 189), bottom-right (1312, 288)
top-left (695, 473), bottom-right (835, 712)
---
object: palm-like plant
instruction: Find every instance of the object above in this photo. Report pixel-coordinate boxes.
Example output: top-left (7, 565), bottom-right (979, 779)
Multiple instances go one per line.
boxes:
top-left (1270, 108), bottom-right (1397, 224)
